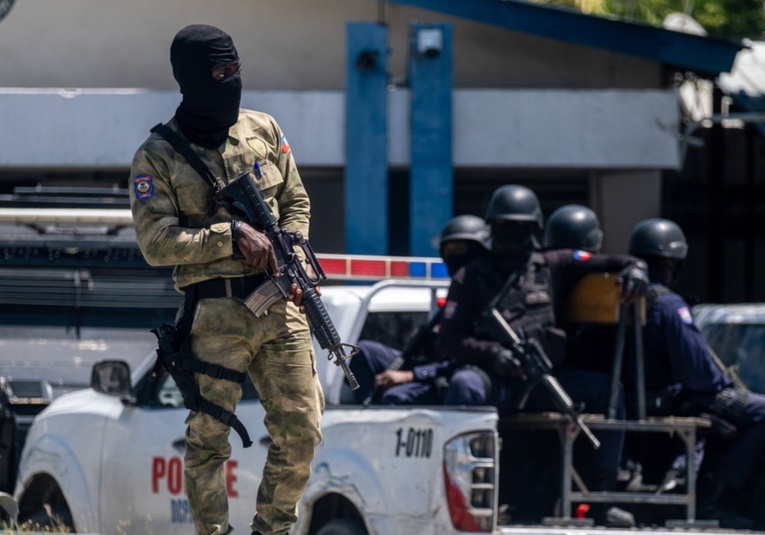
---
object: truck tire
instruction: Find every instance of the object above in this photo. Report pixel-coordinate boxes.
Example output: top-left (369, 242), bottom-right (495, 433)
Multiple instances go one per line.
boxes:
top-left (315, 517), bottom-right (367, 535)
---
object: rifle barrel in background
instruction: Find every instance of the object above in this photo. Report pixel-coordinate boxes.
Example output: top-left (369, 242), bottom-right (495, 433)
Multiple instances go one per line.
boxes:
top-left (485, 308), bottom-right (600, 449)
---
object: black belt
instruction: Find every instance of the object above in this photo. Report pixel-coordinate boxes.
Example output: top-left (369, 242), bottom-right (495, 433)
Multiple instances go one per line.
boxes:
top-left (186, 274), bottom-right (270, 300)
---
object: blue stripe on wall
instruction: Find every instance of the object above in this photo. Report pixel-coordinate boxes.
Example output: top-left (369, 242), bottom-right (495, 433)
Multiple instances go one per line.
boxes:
top-left (345, 22), bottom-right (389, 254)
top-left (409, 22), bottom-right (453, 256)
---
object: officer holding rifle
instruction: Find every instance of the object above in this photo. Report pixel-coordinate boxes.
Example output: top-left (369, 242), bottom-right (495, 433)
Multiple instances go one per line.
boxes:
top-left (129, 24), bottom-right (322, 535)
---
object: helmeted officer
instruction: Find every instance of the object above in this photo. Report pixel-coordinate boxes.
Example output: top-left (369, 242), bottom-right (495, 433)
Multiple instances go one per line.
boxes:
top-left (543, 204), bottom-right (603, 253)
top-left (439, 184), bottom-right (649, 527)
top-left (630, 218), bottom-right (765, 529)
top-left (542, 204), bottom-right (617, 374)
top-left (348, 214), bottom-right (490, 405)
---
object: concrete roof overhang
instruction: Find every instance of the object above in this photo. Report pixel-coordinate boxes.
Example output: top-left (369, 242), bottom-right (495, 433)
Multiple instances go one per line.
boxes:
top-left (384, 0), bottom-right (746, 77)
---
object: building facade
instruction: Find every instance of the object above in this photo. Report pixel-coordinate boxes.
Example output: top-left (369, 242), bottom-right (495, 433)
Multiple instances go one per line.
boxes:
top-left (1, 0), bottom-right (757, 301)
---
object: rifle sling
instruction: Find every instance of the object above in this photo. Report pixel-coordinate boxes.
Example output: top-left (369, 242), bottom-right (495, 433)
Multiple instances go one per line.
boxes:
top-left (151, 123), bottom-right (219, 189)
top-left (148, 122), bottom-right (252, 448)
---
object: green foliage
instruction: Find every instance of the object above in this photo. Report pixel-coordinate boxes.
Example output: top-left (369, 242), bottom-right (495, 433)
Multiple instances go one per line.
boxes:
top-left (531, 0), bottom-right (765, 39)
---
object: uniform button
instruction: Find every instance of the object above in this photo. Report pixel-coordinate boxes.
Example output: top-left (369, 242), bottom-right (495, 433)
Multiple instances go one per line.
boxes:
top-left (217, 242), bottom-right (223, 247)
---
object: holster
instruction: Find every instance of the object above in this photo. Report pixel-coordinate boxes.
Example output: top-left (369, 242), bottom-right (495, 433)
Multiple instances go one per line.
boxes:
top-left (150, 283), bottom-right (254, 448)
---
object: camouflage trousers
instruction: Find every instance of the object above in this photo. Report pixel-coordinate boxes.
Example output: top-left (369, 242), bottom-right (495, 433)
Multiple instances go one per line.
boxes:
top-left (184, 296), bottom-right (324, 535)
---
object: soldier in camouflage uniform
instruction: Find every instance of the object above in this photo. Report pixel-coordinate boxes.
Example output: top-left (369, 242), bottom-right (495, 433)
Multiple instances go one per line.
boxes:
top-left (129, 24), bottom-right (324, 535)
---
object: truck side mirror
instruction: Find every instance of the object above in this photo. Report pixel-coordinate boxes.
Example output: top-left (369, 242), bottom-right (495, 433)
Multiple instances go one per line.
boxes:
top-left (91, 360), bottom-right (132, 398)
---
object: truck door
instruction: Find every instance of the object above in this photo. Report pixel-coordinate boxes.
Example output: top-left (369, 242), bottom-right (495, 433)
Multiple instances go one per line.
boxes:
top-left (98, 372), bottom-right (267, 535)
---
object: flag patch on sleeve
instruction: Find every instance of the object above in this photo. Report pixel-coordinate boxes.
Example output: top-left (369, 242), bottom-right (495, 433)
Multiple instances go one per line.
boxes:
top-left (280, 134), bottom-right (291, 154)
top-left (677, 306), bottom-right (693, 324)
top-left (443, 301), bottom-right (458, 320)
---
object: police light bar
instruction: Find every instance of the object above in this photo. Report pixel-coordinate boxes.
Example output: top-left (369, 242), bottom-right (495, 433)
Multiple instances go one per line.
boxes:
top-left (316, 253), bottom-right (448, 281)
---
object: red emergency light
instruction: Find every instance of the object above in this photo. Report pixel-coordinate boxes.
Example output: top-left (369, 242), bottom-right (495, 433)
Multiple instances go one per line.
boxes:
top-left (316, 254), bottom-right (448, 281)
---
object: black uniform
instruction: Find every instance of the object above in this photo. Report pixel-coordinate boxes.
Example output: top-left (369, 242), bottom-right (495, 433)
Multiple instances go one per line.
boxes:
top-left (439, 248), bottom-right (642, 477)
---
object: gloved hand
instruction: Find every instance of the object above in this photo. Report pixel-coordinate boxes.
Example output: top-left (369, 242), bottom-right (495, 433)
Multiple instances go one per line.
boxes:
top-left (618, 261), bottom-right (649, 304)
top-left (232, 220), bottom-right (279, 273)
top-left (491, 346), bottom-right (526, 380)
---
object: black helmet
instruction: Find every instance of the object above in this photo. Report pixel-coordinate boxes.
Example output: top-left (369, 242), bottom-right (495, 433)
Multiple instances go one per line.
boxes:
top-left (439, 215), bottom-right (489, 249)
top-left (543, 204), bottom-right (603, 252)
top-left (484, 185), bottom-right (543, 229)
top-left (628, 218), bottom-right (688, 259)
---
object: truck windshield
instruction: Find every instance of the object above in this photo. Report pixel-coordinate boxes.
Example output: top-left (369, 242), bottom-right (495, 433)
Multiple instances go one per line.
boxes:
top-left (702, 322), bottom-right (765, 394)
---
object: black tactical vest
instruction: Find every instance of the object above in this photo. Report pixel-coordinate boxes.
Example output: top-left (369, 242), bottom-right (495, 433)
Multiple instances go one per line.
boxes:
top-left (494, 253), bottom-right (565, 366)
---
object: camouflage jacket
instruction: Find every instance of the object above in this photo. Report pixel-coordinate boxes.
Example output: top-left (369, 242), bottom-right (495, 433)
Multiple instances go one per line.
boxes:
top-left (129, 110), bottom-right (310, 290)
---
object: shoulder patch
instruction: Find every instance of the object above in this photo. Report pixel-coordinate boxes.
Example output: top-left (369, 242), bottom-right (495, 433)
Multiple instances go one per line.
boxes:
top-left (133, 175), bottom-right (154, 201)
top-left (573, 250), bottom-right (592, 261)
top-left (677, 306), bottom-right (693, 324)
top-left (280, 134), bottom-right (290, 154)
top-left (443, 300), bottom-right (458, 320)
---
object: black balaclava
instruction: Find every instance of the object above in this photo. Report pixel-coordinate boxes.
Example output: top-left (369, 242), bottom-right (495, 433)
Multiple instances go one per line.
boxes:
top-left (645, 255), bottom-right (684, 287)
top-left (170, 24), bottom-right (242, 149)
top-left (490, 221), bottom-right (537, 274)
top-left (441, 242), bottom-right (486, 278)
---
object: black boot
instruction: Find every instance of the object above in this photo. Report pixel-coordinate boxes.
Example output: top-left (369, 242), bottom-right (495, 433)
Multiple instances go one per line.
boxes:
top-left (697, 474), bottom-right (754, 530)
top-left (590, 474), bottom-right (636, 528)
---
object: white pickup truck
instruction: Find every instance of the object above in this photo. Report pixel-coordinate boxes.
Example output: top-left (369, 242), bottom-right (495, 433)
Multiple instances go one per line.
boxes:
top-left (12, 255), bottom-right (505, 535)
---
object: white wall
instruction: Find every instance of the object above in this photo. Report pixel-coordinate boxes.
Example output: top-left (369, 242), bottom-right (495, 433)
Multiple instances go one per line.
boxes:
top-left (0, 0), bottom-right (659, 91)
top-left (0, 88), bottom-right (680, 170)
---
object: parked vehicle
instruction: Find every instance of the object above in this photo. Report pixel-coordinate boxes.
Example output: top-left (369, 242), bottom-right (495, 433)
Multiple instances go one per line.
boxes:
top-left (0, 187), bottom-right (177, 498)
top-left (694, 303), bottom-right (765, 394)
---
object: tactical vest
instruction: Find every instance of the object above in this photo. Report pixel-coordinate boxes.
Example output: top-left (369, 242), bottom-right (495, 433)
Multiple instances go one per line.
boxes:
top-left (494, 253), bottom-right (565, 366)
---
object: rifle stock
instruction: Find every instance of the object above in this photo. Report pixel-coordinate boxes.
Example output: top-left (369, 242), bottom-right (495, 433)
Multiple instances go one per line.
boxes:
top-left (484, 308), bottom-right (600, 449)
top-left (217, 164), bottom-right (360, 390)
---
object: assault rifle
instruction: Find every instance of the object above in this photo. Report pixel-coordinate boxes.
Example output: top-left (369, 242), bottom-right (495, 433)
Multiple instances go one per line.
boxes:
top-left (216, 163), bottom-right (360, 390)
top-left (483, 307), bottom-right (601, 449)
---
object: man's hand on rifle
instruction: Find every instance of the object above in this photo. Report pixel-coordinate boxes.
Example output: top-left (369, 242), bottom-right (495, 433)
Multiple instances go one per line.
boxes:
top-left (375, 370), bottom-right (414, 391)
top-left (617, 261), bottom-right (649, 304)
top-left (287, 283), bottom-right (321, 313)
top-left (491, 345), bottom-right (527, 380)
top-left (233, 220), bottom-right (279, 273)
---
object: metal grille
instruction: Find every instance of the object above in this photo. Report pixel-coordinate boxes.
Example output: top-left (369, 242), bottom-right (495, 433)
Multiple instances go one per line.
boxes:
top-left (0, 268), bottom-right (178, 309)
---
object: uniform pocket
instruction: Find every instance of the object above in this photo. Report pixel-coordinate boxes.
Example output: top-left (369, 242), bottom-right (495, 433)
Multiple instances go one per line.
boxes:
top-left (255, 161), bottom-right (285, 220)
top-left (176, 182), bottom-right (213, 219)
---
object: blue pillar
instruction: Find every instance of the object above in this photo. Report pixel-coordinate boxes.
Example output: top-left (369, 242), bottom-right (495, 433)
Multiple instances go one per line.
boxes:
top-left (409, 22), bottom-right (453, 256)
top-left (345, 23), bottom-right (388, 254)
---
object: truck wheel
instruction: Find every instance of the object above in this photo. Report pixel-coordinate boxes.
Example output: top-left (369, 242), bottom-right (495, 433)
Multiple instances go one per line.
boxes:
top-left (315, 517), bottom-right (367, 535)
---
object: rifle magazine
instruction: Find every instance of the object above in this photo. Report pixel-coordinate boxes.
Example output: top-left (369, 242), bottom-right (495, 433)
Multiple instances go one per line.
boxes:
top-left (244, 278), bottom-right (287, 316)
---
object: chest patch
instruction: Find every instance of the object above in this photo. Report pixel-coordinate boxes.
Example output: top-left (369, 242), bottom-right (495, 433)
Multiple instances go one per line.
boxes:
top-left (245, 137), bottom-right (268, 159)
